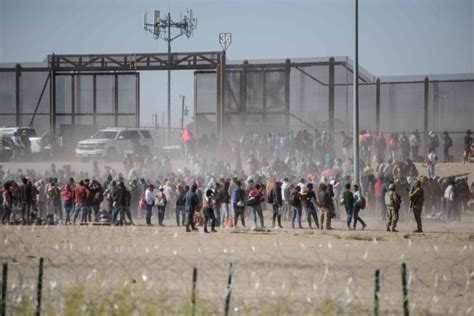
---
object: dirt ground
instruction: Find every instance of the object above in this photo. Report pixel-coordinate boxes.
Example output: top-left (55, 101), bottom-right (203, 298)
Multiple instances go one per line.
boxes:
top-left (0, 160), bottom-right (473, 315)
top-left (1, 218), bottom-right (473, 315)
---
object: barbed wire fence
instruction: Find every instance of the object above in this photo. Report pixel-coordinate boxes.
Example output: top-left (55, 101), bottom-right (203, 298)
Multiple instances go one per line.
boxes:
top-left (1, 219), bottom-right (473, 316)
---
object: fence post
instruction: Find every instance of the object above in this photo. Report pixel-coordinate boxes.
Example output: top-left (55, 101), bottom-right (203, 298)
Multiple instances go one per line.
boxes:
top-left (224, 263), bottom-right (234, 316)
top-left (36, 258), bottom-right (44, 316)
top-left (401, 263), bottom-right (409, 316)
top-left (423, 77), bottom-right (429, 155)
top-left (1, 263), bottom-right (8, 316)
top-left (191, 267), bottom-right (197, 316)
top-left (375, 78), bottom-right (381, 132)
top-left (374, 269), bottom-right (380, 316)
top-left (328, 57), bottom-right (335, 135)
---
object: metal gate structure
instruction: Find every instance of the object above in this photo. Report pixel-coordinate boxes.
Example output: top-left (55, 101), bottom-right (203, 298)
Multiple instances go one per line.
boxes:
top-left (0, 51), bottom-right (225, 144)
top-left (194, 56), bottom-right (474, 153)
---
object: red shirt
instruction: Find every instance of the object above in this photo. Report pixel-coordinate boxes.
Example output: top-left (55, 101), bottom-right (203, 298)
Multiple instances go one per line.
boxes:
top-left (374, 179), bottom-right (383, 198)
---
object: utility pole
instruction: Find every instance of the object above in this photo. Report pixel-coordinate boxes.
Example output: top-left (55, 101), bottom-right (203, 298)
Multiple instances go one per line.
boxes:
top-left (144, 9), bottom-right (197, 144)
top-left (180, 95), bottom-right (186, 130)
top-left (353, 0), bottom-right (360, 185)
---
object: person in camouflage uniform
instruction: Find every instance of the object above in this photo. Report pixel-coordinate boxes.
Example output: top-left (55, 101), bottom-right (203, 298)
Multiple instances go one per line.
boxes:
top-left (409, 179), bottom-right (424, 233)
top-left (385, 183), bottom-right (401, 232)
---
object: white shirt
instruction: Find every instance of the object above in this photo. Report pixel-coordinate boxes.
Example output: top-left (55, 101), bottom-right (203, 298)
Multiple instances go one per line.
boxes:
top-left (444, 185), bottom-right (454, 201)
top-left (281, 181), bottom-right (289, 201)
top-left (145, 188), bottom-right (154, 205)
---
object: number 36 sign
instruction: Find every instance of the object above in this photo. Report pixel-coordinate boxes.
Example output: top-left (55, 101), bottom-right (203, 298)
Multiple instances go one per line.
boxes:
top-left (219, 33), bottom-right (232, 50)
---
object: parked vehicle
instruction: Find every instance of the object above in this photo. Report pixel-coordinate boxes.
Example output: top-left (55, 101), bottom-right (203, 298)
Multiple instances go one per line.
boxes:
top-left (75, 127), bottom-right (154, 161)
top-left (0, 127), bottom-right (45, 161)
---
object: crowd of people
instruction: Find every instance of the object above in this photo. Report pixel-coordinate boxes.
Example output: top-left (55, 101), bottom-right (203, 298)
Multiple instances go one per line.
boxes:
top-left (0, 129), bottom-right (473, 234)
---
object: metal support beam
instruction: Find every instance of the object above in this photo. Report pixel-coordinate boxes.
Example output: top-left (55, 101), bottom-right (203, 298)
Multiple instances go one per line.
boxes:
top-left (284, 59), bottom-right (291, 131)
top-left (375, 78), bottom-right (381, 131)
top-left (71, 74), bottom-right (75, 125)
top-left (93, 74), bottom-right (97, 127)
top-left (15, 64), bottom-right (21, 126)
top-left (423, 77), bottom-right (429, 154)
top-left (216, 62), bottom-right (222, 137)
top-left (328, 57), bottom-right (335, 134)
top-left (299, 69), bottom-right (305, 113)
top-left (240, 60), bottom-right (248, 127)
top-left (136, 73), bottom-right (140, 128)
top-left (262, 69), bottom-right (267, 127)
top-left (353, 0), bottom-right (360, 184)
top-left (219, 50), bottom-right (226, 139)
top-left (49, 69), bottom-right (56, 132)
top-left (114, 73), bottom-right (119, 127)
top-left (433, 81), bottom-right (439, 131)
top-left (193, 72), bottom-right (198, 136)
top-left (29, 73), bottom-right (50, 127)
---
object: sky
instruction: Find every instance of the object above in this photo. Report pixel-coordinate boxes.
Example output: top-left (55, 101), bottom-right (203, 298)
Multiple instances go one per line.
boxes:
top-left (1, 0), bottom-right (473, 127)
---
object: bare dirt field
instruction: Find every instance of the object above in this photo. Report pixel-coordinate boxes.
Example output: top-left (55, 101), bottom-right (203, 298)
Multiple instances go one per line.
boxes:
top-left (0, 160), bottom-right (473, 315)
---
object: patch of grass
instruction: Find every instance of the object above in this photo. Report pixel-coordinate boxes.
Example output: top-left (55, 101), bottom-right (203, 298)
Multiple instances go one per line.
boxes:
top-left (311, 298), bottom-right (345, 315)
top-left (467, 234), bottom-right (474, 241)
top-left (345, 234), bottom-right (383, 242)
top-left (230, 227), bottom-right (273, 234)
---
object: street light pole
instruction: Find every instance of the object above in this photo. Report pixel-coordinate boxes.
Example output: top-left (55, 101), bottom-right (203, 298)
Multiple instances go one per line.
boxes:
top-left (181, 95), bottom-right (185, 130)
top-left (353, 0), bottom-right (360, 184)
top-left (167, 13), bottom-right (171, 144)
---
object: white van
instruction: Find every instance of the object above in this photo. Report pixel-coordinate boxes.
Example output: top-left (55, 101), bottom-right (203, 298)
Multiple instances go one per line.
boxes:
top-left (75, 127), bottom-right (154, 161)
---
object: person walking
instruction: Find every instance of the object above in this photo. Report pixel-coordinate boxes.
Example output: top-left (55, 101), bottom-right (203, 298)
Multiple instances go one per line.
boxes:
top-left (232, 181), bottom-right (246, 228)
top-left (155, 186), bottom-right (167, 227)
top-left (341, 183), bottom-right (355, 230)
top-left (317, 183), bottom-right (333, 230)
top-left (2, 182), bottom-right (13, 224)
top-left (426, 151), bottom-right (438, 179)
top-left (428, 131), bottom-right (440, 154)
top-left (409, 179), bottom-right (424, 233)
top-left (19, 177), bottom-right (33, 225)
top-left (73, 180), bottom-right (91, 225)
top-left (352, 184), bottom-right (367, 230)
top-left (248, 184), bottom-right (265, 229)
top-left (60, 178), bottom-right (75, 224)
top-left (111, 181), bottom-right (126, 226)
top-left (303, 183), bottom-right (319, 229)
top-left (269, 179), bottom-right (283, 228)
top-left (442, 131), bottom-right (453, 163)
top-left (444, 180), bottom-right (455, 221)
top-left (175, 185), bottom-right (187, 226)
top-left (202, 188), bottom-right (217, 233)
top-left (291, 186), bottom-right (303, 229)
top-left (185, 184), bottom-right (199, 232)
top-left (385, 183), bottom-right (401, 232)
top-left (463, 129), bottom-right (472, 164)
top-left (219, 179), bottom-right (231, 227)
top-left (144, 184), bottom-right (155, 226)
top-left (281, 178), bottom-right (291, 221)
top-left (409, 130), bottom-right (421, 161)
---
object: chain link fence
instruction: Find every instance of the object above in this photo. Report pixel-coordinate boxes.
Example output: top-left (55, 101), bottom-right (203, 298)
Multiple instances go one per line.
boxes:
top-left (1, 219), bottom-right (473, 315)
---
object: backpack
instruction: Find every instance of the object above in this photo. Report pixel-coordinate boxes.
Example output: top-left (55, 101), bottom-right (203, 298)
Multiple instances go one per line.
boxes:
top-left (232, 188), bottom-right (242, 204)
top-left (356, 196), bottom-right (366, 210)
top-left (246, 196), bottom-right (259, 206)
top-left (289, 191), bottom-right (299, 207)
top-left (139, 197), bottom-right (147, 209)
top-left (48, 187), bottom-right (58, 200)
top-left (267, 191), bottom-right (274, 205)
